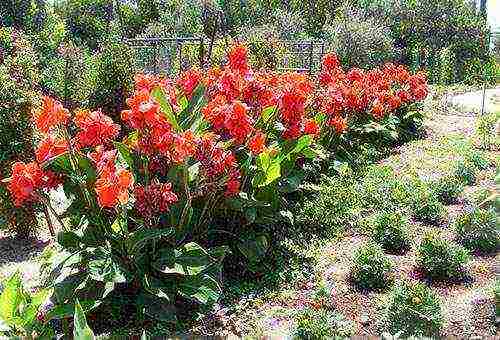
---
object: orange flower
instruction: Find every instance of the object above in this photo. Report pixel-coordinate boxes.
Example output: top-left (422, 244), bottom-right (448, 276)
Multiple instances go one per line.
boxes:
top-left (371, 101), bottom-right (385, 120)
top-left (248, 130), bottom-right (266, 155)
top-left (304, 119), bottom-right (320, 136)
top-left (35, 135), bottom-right (69, 163)
top-left (95, 168), bottom-right (134, 208)
top-left (74, 109), bottom-right (120, 148)
top-left (177, 69), bottom-right (202, 98)
top-left (6, 162), bottom-right (43, 206)
top-left (33, 97), bottom-right (69, 133)
top-left (228, 43), bottom-right (249, 75)
top-left (329, 116), bottom-right (347, 134)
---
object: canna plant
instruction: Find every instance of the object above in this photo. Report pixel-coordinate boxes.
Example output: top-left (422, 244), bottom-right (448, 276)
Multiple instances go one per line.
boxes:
top-left (2, 43), bottom-right (326, 324)
top-left (2, 43), bottom-right (428, 325)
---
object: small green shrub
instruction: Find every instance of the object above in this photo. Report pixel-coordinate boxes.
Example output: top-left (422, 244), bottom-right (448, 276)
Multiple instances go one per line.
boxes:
top-left (454, 159), bottom-right (477, 185)
top-left (476, 112), bottom-right (500, 149)
top-left (294, 307), bottom-right (355, 339)
top-left (430, 175), bottom-right (464, 204)
top-left (417, 231), bottom-right (470, 280)
top-left (410, 184), bottom-right (445, 224)
top-left (455, 207), bottom-right (498, 254)
top-left (372, 211), bottom-right (411, 253)
top-left (385, 281), bottom-right (443, 337)
top-left (351, 242), bottom-right (394, 290)
top-left (296, 174), bottom-right (360, 236)
top-left (358, 165), bottom-right (413, 212)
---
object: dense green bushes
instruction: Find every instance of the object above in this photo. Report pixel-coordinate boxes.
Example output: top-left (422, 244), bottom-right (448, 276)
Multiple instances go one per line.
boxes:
top-left (385, 281), bottom-right (443, 337)
top-left (324, 12), bottom-right (397, 69)
top-left (417, 231), bottom-right (470, 280)
top-left (89, 41), bottom-right (134, 115)
top-left (372, 211), bottom-right (411, 253)
top-left (351, 242), bottom-right (394, 290)
top-left (455, 207), bottom-right (498, 254)
top-left (0, 28), bottom-right (40, 235)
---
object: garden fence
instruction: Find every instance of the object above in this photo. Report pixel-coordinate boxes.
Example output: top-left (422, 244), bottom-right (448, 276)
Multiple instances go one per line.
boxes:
top-left (124, 37), bottom-right (326, 75)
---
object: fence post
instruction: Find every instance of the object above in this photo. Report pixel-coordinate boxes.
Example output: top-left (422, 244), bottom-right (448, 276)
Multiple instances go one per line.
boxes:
top-left (199, 37), bottom-right (205, 69)
top-left (154, 40), bottom-right (159, 74)
top-left (308, 41), bottom-right (313, 75)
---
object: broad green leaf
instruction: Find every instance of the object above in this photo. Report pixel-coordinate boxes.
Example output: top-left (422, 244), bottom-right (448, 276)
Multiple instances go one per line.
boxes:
top-left (154, 243), bottom-right (211, 276)
top-left (114, 142), bottom-right (134, 170)
top-left (151, 87), bottom-right (180, 131)
top-left (174, 243), bottom-right (211, 276)
top-left (260, 162), bottom-right (281, 187)
top-left (178, 275), bottom-right (221, 305)
top-left (73, 299), bottom-right (95, 340)
top-left (261, 106), bottom-right (276, 123)
top-left (45, 300), bottom-right (100, 320)
top-left (57, 231), bottom-right (81, 249)
top-left (127, 228), bottom-right (174, 255)
top-left (257, 150), bottom-right (271, 170)
top-left (0, 271), bottom-right (22, 322)
top-left (88, 257), bottom-right (126, 284)
top-left (237, 235), bottom-right (269, 263)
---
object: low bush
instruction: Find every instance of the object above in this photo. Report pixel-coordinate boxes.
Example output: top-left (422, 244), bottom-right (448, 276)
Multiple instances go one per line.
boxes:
top-left (384, 281), bottom-right (443, 337)
top-left (417, 231), bottom-right (470, 280)
top-left (294, 307), bottom-right (355, 338)
top-left (372, 211), bottom-right (411, 253)
top-left (351, 242), bottom-right (394, 290)
top-left (410, 182), bottom-right (445, 224)
top-left (296, 174), bottom-right (360, 236)
top-left (358, 165), bottom-right (414, 212)
top-left (430, 174), bottom-right (464, 204)
top-left (476, 111), bottom-right (500, 149)
top-left (455, 207), bottom-right (498, 254)
top-left (454, 159), bottom-right (477, 186)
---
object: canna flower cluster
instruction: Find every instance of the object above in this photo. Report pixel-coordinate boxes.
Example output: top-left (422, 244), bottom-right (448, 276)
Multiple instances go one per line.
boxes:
top-left (3, 43), bottom-right (428, 222)
top-left (317, 53), bottom-right (428, 130)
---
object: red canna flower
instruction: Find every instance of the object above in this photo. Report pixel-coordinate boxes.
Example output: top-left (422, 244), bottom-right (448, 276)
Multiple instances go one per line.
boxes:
top-left (224, 101), bottom-right (254, 144)
top-left (134, 182), bottom-right (178, 218)
top-left (35, 135), bottom-right (69, 163)
top-left (228, 43), bottom-right (249, 75)
top-left (178, 69), bottom-right (202, 98)
top-left (304, 119), bottom-right (320, 136)
top-left (6, 162), bottom-right (44, 206)
top-left (33, 97), bottom-right (69, 133)
top-left (95, 168), bottom-right (134, 208)
top-left (74, 109), bottom-right (120, 148)
top-left (322, 53), bottom-right (340, 72)
top-left (88, 146), bottom-right (117, 174)
top-left (248, 130), bottom-right (266, 155)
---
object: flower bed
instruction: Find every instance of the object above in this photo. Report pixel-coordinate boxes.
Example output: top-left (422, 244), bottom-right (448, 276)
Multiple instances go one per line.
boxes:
top-left (1, 43), bottom-right (428, 334)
